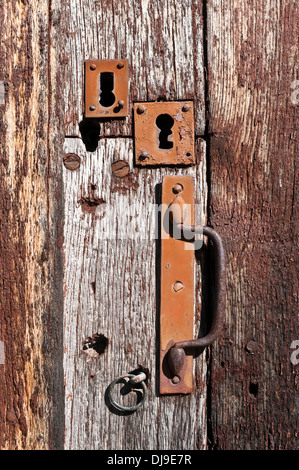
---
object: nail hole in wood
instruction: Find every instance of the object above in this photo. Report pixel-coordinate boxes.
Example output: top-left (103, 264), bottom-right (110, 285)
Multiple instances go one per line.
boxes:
top-left (82, 333), bottom-right (109, 359)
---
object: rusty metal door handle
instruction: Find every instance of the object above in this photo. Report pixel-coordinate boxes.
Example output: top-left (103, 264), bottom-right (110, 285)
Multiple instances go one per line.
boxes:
top-left (160, 175), bottom-right (226, 393)
top-left (167, 225), bottom-right (226, 378)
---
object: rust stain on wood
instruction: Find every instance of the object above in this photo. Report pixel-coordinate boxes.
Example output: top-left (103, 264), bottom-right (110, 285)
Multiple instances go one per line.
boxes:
top-left (78, 196), bottom-right (106, 214)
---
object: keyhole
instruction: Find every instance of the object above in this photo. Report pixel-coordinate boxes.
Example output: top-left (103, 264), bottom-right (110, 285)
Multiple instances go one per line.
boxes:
top-left (156, 114), bottom-right (174, 149)
top-left (99, 72), bottom-right (116, 107)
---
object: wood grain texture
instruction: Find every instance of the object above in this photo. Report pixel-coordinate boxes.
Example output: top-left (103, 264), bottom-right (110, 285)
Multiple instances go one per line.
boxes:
top-left (63, 137), bottom-right (208, 449)
top-left (0, 0), bottom-right (64, 450)
top-left (207, 0), bottom-right (299, 450)
top-left (62, 0), bottom-right (205, 137)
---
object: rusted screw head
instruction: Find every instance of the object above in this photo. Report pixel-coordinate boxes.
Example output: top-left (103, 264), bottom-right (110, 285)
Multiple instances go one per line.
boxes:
top-left (89, 105), bottom-right (96, 111)
top-left (172, 183), bottom-right (184, 194)
top-left (139, 150), bottom-right (149, 160)
top-left (6, 409), bottom-right (17, 423)
top-left (137, 105), bottom-right (146, 115)
top-left (111, 160), bottom-right (130, 178)
top-left (118, 100), bottom-right (125, 109)
top-left (172, 375), bottom-right (181, 385)
top-left (63, 153), bottom-right (81, 171)
top-left (117, 61), bottom-right (125, 69)
top-left (182, 104), bottom-right (191, 112)
top-left (90, 63), bottom-right (97, 71)
top-left (173, 281), bottom-right (184, 292)
top-left (245, 340), bottom-right (261, 355)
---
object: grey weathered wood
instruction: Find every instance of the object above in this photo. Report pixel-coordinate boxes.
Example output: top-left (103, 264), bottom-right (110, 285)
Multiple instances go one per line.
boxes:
top-left (63, 0), bottom-right (205, 137)
top-left (62, 0), bottom-right (208, 450)
top-left (207, 0), bottom-right (299, 450)
top-left (63, 137), bottom-right (208, 449)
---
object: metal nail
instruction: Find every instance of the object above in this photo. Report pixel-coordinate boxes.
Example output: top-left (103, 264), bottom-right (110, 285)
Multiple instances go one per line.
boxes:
top-left (172, 183), bottom-right (184, 194)
top-left (182, 104), bottom-right (191, 112)
top-left (137, 105), bottom-right (146, 115)
top-left (173, 281), bottom-right (184, 292)
top-left (139, 151), bottom-right (149, 160)
top-left (171, 375), bottom-right (181, 385)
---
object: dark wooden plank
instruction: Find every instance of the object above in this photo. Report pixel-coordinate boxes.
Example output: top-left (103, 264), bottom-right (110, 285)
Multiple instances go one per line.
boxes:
top-left (207, 0), bottom-right (299, 450)
top-left (0, 0), bottom-right (64, 449)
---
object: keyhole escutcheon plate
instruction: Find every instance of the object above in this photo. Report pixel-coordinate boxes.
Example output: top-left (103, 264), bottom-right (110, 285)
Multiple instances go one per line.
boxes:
top-left (85, 59), bottom-right (128, 118)
top-left (134, 101), bottom-right (195, 166)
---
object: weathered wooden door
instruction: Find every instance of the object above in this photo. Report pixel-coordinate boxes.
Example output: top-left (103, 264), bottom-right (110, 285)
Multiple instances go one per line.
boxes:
top-left (0, 0), bottom-right (298, 451)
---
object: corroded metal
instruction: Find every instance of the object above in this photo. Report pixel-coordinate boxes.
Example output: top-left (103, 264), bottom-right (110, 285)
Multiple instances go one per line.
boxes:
top-left (134, 101), bottom-right (195, 166)
top-left (160, 175), bottom-right (195, 394)
top-left (85, 59), bottom-right (128, 118)
top-left (63, 153), bottom-right (81, 171)
top-left (107, 373), bottom-right (147, 412)
top-left (167, 225), bottom-right (226, 378)
top-left (160, 176), bottom-right (226, 394)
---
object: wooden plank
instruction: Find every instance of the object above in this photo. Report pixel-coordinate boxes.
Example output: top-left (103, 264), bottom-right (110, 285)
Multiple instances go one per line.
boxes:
top-left (63, 137), bottom-right (208, 449)
top-left (62, 0), bottom-right (205, 137)
top-left (207, 0), bottom-right (299, 450)
top-left (0, 0), bottom-right (64, 450)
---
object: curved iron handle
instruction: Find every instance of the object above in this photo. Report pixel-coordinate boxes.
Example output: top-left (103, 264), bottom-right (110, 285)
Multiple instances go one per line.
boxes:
top-left (167, 225), bottom-right (226, 377)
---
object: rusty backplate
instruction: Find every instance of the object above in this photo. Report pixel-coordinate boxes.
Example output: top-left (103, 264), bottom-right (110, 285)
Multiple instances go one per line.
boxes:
top-left (160, 175), bottom-right (195, 394)
top-left (85, 59), bottom-right (128, 118)
top-left (134, 101), bottom-right (195, 166)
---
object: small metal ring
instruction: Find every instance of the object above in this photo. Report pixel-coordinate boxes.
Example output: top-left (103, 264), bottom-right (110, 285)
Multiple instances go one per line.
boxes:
top-left (107, 374), bottom-right (147, 412)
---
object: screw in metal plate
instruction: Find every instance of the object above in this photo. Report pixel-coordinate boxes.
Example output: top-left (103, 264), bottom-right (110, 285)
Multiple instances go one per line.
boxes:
top-left (118, 100), bottom-right (125, 109)
top-left (89, 105), bottom-right (96, 111)
top-left (137, 105), bottom-right (146, 115)
top-left (139, 150), bottom-right (149, 160)
top-left (117, 61), bottom-right (125, 69)
top-left (171, 375), bottom-right (181, 385)
top-left (173, 281), bottom-right (184, 292)
top-left (90, 64), bottom-right (97, 71)
top-left (172, 183), bottom-right (184, 194)
top-left (182, 104), bottom-right (191, 112)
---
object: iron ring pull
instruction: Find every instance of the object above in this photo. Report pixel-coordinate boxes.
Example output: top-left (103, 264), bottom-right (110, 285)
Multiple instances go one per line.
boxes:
top-left (107, 372), bottom-right (147, 412)
top-left (167, 224), bottom-right (226, 377)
